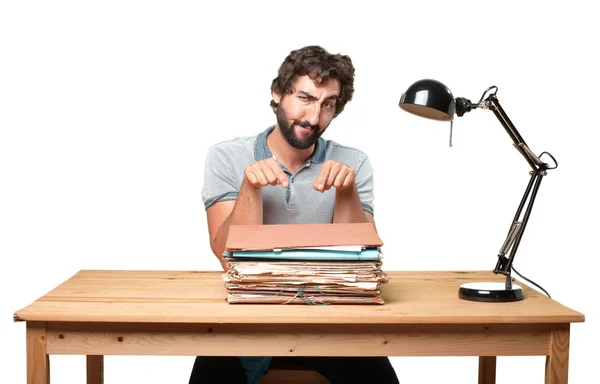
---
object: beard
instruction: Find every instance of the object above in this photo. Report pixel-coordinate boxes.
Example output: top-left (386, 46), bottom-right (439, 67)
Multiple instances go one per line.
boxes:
top-left (276, 105), bottom-right (324, 150)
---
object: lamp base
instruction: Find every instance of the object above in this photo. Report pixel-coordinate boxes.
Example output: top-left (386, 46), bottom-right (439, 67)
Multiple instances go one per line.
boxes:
top-left (458, 282), bottom-right (524, 302)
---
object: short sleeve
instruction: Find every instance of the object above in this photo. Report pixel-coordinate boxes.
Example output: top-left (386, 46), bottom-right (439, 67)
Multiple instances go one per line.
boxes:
top-left (201, 145), bottom-right (240, 210)
top-left (355, 155), bottom-right (374, 215)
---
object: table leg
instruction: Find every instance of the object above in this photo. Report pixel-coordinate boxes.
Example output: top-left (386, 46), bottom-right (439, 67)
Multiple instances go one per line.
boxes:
top-left (27, 322), bottom-right (49, 384)
top-left (478, 356), bottom-right (496, 384)
top-left (87, 355), bottom-right (104, 384)
top-left (545, 324), bottom-right (570, 384)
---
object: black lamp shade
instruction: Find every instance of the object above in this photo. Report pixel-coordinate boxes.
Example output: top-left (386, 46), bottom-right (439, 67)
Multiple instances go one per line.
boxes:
top-left (399, 79), bottom-right (456, 121)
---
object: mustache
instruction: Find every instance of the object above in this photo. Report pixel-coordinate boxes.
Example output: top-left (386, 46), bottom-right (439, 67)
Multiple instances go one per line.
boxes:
top-left (293, 120), bottom-right (320, 131)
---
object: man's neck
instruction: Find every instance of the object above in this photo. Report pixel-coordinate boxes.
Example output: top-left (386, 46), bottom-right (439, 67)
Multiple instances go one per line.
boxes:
top-left (267, 125), bottom-right (314, 173)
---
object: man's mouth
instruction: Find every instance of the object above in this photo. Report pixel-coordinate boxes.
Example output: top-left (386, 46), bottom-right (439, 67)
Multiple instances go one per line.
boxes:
top-left (294, 122), bottom-right (318, 132)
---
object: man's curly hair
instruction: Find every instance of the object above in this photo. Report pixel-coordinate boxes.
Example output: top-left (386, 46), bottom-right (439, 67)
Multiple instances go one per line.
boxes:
top-left (270, 45), bottom-right (355, 118)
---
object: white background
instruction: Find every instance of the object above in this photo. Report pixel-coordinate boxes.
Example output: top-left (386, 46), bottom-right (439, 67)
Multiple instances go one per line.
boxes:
top-left (1, 1), bottom-right (598, 383)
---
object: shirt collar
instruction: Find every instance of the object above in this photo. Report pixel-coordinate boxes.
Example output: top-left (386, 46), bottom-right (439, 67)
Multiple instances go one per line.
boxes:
top-left (254, 125), bottom-right (326, 164)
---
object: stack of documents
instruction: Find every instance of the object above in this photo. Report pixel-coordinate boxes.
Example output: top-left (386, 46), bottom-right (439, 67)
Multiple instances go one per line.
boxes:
top-left (222, 223), bottom-right (390, 304)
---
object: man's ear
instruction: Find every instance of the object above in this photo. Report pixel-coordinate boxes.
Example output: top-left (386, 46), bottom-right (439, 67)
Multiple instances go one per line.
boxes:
top-left (272, 89), bottom-right (282, 105)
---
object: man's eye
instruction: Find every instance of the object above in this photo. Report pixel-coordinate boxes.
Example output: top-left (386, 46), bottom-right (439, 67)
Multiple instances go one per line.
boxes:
top-left (298, 96), bottom-right (309, 101)
top-left (323, 102), bottom-right (335, 109)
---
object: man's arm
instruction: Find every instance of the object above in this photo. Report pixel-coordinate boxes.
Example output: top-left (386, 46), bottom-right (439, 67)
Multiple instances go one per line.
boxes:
top-left (314, 159), bottom-right (373, 225)
top-left (206, 158), bottom-right (288, 270)
top-left (332, 183), bottom-right (370, 224)
top-left (206, 179), bottom-right (263, 270)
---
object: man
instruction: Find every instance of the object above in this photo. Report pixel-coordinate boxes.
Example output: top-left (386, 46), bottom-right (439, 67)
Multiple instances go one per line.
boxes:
top-left (191, 45), bottom-right (398, 384)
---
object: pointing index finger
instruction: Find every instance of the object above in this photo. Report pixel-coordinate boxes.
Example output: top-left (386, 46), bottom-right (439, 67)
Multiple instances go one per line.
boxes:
top-left (314, 163), bottom-right (331, 192)
top-left (268, 157), bottom-right (289, 188)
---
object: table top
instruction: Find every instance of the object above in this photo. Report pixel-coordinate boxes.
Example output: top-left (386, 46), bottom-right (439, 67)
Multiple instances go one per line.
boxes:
top-left (14, 270), bottom-right (584, 325)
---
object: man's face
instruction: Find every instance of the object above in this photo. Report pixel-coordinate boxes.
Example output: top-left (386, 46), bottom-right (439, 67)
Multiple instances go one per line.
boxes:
top-left (273, 75), bottom-right (340, 149)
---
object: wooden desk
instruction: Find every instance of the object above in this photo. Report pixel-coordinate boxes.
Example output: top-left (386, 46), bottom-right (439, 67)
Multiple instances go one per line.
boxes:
top-left (14, 270), bottom-right (584, 384)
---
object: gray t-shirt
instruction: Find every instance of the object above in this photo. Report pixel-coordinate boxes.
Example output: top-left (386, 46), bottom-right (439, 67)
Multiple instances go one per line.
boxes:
top-left (202, 126), bottom-right (374, 224)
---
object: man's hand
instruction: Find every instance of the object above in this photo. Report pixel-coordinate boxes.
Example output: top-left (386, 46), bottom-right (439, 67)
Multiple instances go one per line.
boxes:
top-left (313, 160), bottom-right (356, 193)
top-left (209, 158), bottom-right (286, 270)
top-left (244, 158), bottom-right (289, 189)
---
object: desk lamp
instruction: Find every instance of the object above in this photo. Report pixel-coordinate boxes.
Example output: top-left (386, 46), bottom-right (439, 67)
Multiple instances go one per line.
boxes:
top-left (399, 79), bottom-right (557, 302)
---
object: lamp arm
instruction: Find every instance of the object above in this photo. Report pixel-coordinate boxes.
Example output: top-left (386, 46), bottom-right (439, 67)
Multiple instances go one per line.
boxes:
top-left (473, 94), bottom-right (557, 287)
top-left (484, 95), bottom-right (546, 171)
top-left (493, 170), bottom-right (545, 278)
top-left (456, 90), bottom-right (559, 285)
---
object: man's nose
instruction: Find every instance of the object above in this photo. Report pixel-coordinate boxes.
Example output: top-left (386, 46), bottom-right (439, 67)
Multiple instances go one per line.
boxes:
top-left (306, 103), bottom-right (321, 126)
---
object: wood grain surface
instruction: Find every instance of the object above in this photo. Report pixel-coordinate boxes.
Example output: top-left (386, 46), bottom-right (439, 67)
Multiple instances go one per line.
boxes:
top-left (14, 270), bottom-right (585, 325)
